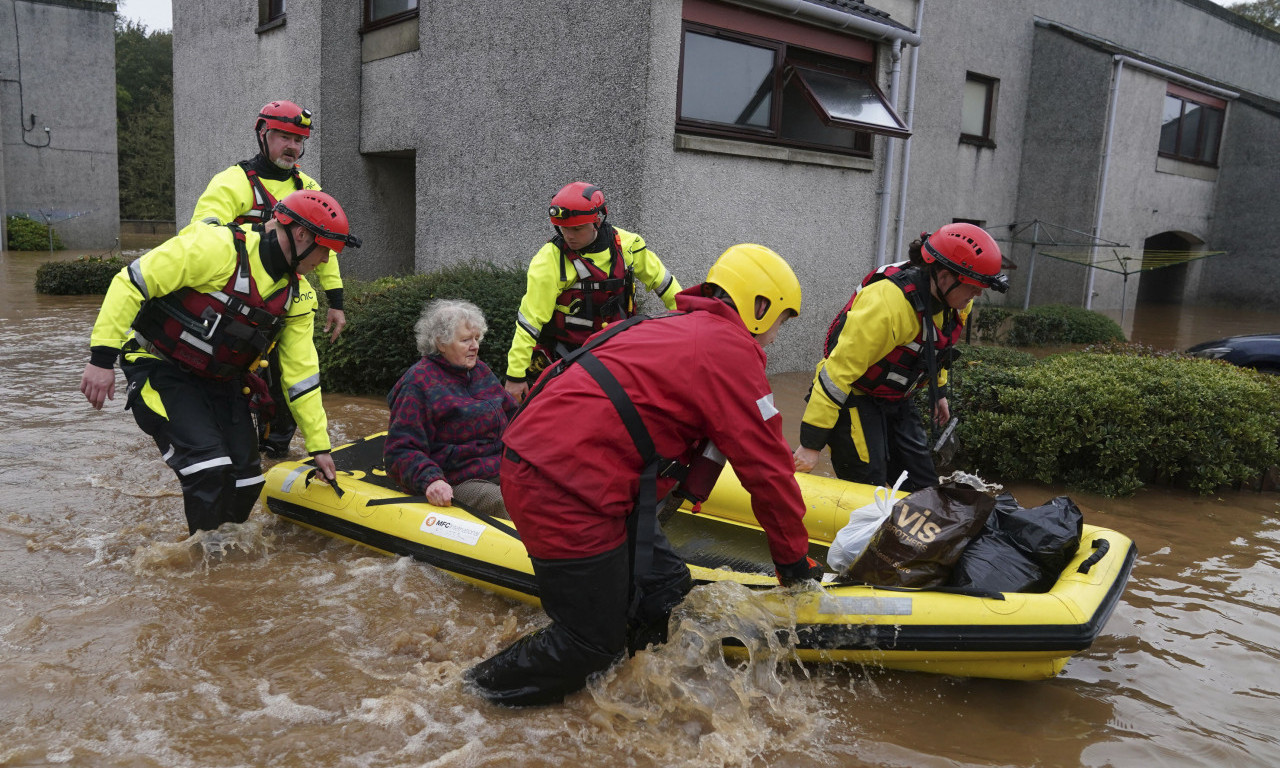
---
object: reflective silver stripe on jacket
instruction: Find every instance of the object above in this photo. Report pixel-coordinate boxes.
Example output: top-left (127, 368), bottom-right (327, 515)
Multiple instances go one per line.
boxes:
top-left (656, 271), bottom-right (674, 297)
top-left (819, 365), bottom-right (849, 407)
top-left (235, 474), bottom-right (265, 488)
top-left (516, 311), bottom-right (540, 339)
top-left (288, 373), bottom-right (320, 401)
top-left (128, 259), bottom-right (150, 299)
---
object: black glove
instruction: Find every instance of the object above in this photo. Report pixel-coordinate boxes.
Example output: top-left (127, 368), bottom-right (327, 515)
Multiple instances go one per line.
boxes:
top-left (775, 555), bottom-right (824, 586)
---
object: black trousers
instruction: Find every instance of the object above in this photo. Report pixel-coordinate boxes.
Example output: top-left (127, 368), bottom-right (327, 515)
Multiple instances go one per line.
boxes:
top-left (258, 346), bottom-right (296, 457)
top-left (828, 394), bottom-right (937, 491)
top-left (123, 358), bottom-right (264, 535)
top-left (465, 517), bottom-right (692, 707)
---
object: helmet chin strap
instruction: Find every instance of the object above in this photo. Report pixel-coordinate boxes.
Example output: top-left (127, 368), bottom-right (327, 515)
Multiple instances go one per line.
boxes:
top-left (931, 268), bottom-right (963, 303)
top-left (282, 223), bottom-right (318, 269)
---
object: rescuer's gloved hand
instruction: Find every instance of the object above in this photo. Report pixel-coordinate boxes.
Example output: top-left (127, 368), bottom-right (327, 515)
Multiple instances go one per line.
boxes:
top-left (775, 555), bottom-right (824, 586)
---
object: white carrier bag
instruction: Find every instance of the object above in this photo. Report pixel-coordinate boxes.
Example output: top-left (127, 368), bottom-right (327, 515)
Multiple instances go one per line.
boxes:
top-left (825, 470), bottom-right (909, 571)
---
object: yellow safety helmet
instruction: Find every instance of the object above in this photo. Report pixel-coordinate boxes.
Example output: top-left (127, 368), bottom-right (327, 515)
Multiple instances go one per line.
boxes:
top-left (705, 243), bottom-right (802, 334)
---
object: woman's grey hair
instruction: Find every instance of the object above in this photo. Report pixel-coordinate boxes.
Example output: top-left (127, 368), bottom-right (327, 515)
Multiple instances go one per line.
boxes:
top-left (415, 299), bottom-right (488, 356)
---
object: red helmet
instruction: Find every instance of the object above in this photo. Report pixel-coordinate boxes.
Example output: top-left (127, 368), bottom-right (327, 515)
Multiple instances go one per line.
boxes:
top-left (255, 100), bottom-right (313, 138)
top-left (548, 182), bottom-right (607, 228)
top-left (273, 191), bottom-right (361, 253)
top-left (920, 223), bottom-right (1008, 293)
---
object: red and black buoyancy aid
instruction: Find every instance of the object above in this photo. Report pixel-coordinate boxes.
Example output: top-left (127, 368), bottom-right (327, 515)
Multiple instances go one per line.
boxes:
top-left (537, 224), bottom-right (636, 356)
top-left (823, 260), bottom-right (909, 356)
top-left (233, 160), bottom-right (304, 225)
top-left (830, 266), bottom-right (964, 401)
top-left (131, 226), bottom-right (295, 381)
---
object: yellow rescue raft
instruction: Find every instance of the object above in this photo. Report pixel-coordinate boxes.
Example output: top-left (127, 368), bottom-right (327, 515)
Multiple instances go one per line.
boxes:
top-left (261, 432), bottom-right (1136, 680)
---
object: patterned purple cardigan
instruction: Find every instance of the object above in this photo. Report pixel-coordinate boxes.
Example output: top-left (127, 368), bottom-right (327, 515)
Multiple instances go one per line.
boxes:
top-left (384, 355), bottom-right (519, 494)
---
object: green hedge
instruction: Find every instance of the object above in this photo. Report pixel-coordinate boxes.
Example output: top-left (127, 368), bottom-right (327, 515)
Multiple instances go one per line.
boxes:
top-left (949, 349), bottom-right (1280, 495)
top-left (35, 255), bottom-right (128, 295)
top-left (7, 215), bottom-right (64, 251)
top-left (315, 262), bottom-right (526, 395)
top-left (970, 303), bottom-right (1124, 346)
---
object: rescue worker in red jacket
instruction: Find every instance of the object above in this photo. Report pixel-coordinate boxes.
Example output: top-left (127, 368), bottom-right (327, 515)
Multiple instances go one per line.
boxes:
top-left (503, 181), bottom-right (681, 401)
top-left (793, 223), bottom-right (1008, 490)
top-left (188, 100), bottom-right (345, 457)
top-left (467, 244), bottom-right (820, 707)
top-left (79, 191), bottom-right (361, 536)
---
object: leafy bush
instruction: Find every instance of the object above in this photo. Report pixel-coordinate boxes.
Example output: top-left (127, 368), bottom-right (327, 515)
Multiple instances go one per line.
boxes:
top-left (948, 343), bottom-right (1038, 414)
top-left (1003, 303), bottom-right (1125, 346)
top-left (953, 352), bottom-right (1280, 495)
top-left (7, 215), bottom-right (64, 251)
top-left (34, 255), bottom-right (128, 294)
top-left (968, 306), bottom-right (1013, 344)
top-left (315, 261), bottom-right (526, 395)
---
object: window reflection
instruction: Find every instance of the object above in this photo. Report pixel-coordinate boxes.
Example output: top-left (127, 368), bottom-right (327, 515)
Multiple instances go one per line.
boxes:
top-left (680, 32), bottom-right (774, 128)
top-left (370, 0), bottom-right (417, 23)
top-left (1159, 91), bottom-right (1224, 166)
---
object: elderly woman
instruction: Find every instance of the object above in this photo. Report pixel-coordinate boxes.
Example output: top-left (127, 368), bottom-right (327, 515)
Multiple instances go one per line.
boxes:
top-left (384, 299), bottom-right (518, 518)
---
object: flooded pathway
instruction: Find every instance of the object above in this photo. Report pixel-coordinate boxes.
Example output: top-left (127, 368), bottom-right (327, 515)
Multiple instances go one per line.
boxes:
top-left (2, 248), bottom-right (1279, 767)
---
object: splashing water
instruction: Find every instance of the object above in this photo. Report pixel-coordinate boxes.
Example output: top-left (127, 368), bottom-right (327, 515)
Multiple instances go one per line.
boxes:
top-left (584, 581), bottom-right (831, 767)
top-left (127, 518), bottom-right (277, 575)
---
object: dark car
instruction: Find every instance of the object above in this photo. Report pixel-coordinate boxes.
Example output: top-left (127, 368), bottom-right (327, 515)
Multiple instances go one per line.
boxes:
top-left (1186, 333), bottom-right (1280, 374)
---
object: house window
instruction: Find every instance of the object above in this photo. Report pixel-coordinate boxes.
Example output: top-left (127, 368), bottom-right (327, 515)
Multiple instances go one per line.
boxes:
top-left (364, 0), bottom-right (418, 30)
top-left (960, 72), bottom-right (997, 146)
top-left (1159, 84), bottom-right (1225, 166)
top-left (677, 17), bottom-right (907, 157)
top-left (256, 0), bottom-right (286, 32)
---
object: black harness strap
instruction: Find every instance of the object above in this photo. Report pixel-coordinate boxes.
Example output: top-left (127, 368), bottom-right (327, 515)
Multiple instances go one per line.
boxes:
top-left (577, 351), bottom-right (659, 579)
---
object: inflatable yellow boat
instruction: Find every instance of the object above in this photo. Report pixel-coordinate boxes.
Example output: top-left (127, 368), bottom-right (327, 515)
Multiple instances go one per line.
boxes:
top-left (261, 432), bottom-right (1136, 680)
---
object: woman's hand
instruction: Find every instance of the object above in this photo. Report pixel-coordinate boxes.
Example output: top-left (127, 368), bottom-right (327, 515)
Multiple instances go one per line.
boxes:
top-left (426, 479), bottom-right (453, 506)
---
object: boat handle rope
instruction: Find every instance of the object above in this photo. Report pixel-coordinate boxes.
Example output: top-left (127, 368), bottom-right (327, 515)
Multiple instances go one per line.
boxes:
top-left (1077, 539), bottom-right (1110, 574)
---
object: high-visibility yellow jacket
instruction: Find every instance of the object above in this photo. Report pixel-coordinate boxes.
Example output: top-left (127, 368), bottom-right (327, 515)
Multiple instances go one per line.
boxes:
top-left (90, 224), bottom-right (331, 453)
top-left (187, 160), bottom-right (343, 302)
top-left (799, 275), bottom-right (971, 450)
top-left (506, 226), bottom-right (680, 381)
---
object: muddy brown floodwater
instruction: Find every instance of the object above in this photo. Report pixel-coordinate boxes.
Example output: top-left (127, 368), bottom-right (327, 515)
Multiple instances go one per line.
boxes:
top-left (2, 248), bottom-right (1279, 767)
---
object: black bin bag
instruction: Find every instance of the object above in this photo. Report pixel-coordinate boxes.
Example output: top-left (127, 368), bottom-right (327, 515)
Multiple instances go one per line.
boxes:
top-left (947, 493), bottom-right (1085, 594)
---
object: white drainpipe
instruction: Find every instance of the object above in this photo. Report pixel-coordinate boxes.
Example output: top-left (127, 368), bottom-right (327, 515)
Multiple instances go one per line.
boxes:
top-left (892, 0), bottom-right (926, 260)
top-left (1086, 57), bottom-right (1125, 310)
top-left (873, 39), bottom-right (904, 267)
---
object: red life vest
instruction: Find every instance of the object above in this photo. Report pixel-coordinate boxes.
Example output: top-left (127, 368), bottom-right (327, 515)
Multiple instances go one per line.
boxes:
top-left (537, 224), bottom-right (636, 357)
top-left (131, 226), bottom-right (295, 380)
top-left (832, 266), bottom-right (963, 401)
top-left (232, 160), bottom-right (303, 225)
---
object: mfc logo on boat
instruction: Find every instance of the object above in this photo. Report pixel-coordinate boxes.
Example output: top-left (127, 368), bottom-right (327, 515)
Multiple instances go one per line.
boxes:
top-left (420, 512), bottom-right (486, 546)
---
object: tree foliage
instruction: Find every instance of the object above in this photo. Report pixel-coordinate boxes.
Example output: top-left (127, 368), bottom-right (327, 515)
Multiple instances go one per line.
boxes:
top-left (116, 18), bottom-right (174, 220)
top-left (1228, 0), bottom-right (1280, 31)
